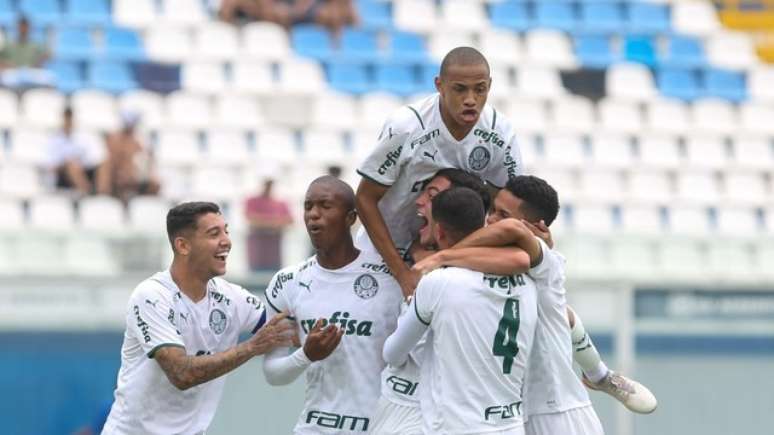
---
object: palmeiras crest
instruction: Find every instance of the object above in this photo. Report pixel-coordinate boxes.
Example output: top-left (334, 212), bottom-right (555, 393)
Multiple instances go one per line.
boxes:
top-left (353, 274), bottom-right (379, 299)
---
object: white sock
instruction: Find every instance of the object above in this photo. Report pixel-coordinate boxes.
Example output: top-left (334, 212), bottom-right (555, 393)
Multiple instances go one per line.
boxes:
top-left (570, 311), bottom-right (610, 383)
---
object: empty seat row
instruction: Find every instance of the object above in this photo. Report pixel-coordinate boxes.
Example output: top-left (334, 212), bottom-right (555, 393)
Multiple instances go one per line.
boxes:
top-left (0, 0), bottom-right (111, 26)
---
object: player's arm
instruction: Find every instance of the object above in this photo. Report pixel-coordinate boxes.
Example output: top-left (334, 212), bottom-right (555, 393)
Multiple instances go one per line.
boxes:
top-left (356, 178), bottom-right (419, 297)
top-left (382, 301), bottom-right (428, 367)
top-left (452, 218), bottom-right (542, 266)
top-left (413, 246), bottom-right (530, 276)
top-left (263, 318), bottom-right (343, 385)
top-left (155, 313), bottom-right (294, 391)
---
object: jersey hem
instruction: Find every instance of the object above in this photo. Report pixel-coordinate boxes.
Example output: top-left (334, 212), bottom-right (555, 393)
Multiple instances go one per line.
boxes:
top-left (356, 169), bottom-right (392, 188)
top-left (263, 290), bottom-right (297, 320)
top-left (413, 300), bottom-right (430, 326)
top-left (526, 400), bottom-right (594, 418)
top-left (147, 343), bottom-right (184, 359)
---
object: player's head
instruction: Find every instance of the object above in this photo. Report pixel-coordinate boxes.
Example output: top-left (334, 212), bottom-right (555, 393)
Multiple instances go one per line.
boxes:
top-left (416, 168), bottom-right (490, 248)
top-left (436, 47), bottom-right (491, 130)
top-left (63, 106), bottom-right (73, 133)
top-left (166, 201), bottom-right (230, 277)
top-left (304, 175), bottom-right (357, 251)
top-left (487, 175), bottom-right (559, 227)
top-left (430, 187), bottom-right (486, 249)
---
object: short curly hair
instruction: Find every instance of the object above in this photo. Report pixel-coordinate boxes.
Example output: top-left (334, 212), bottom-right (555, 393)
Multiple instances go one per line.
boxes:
top-left (503, 176), bottom-right (560, 226)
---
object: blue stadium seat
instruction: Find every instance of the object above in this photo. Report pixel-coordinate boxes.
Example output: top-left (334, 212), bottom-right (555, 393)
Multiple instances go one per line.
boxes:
top-left (575, 35), bottom-right (616, 68)
top-left (489, 1), bottom-right (530, 32)
top-left (580, 2), bottom-right (624, 33)
top-left (65, 0), bottom-right (111, 27)
top-left (704, 68), bottom-right (747, 102)
top-left (419, 62), bottom-right (440, 93)
top-left (47, 60), bottom-right (84, 94)
top-left (104, 27), bottom-right (146, 61)
top-left (327, 62), bottom-right (371, 94)
top-left (19, 0), bottom-right (61, 26)
top-left (376, 64), bottom-right (417, 96)
top-left (658, 68), bottom-right (700, 101)
top-left (89, 61), bottom-right (137, 93)
top-left (389, 31), bottom-right (427, 63)
top-left (660, 36), bottom-right (705, 69)
top-left (55, 28), bottom-right (95, 60)
top-left (6, 24), bottom-right (48, 45)
top-left (624, 36), bottom-right (656, 66)
top-left (0, 0), bottom-right (15, 26)
top-left (626, 2), bottom-right (671, 35)
top-left (535, 2), bottom-right (577, 32)
top-left (339, 28), bottom-right (379, 62)
top-left (358, 0), bottom-right (391, 29)
top-left (292, 25), bottom-right (333, 60)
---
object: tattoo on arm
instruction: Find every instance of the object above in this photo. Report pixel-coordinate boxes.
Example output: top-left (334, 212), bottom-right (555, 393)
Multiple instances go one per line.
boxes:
top-left (154, 342), bottom-right (255, 391)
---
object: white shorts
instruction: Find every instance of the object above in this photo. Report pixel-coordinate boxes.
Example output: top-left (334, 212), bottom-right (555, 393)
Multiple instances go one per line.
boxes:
top-left (368, 397), bottom-right (422, 435)
top-left (525, 405), bottom-right (604, 435)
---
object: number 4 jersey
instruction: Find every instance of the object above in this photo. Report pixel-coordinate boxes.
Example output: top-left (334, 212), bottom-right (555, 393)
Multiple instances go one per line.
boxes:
top-left (412, 267), bottom-right (538, 434)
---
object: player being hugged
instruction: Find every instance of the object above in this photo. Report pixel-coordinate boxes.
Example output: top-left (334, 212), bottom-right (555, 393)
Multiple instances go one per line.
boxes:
top-left (262, 176), bottom-right (403, 434)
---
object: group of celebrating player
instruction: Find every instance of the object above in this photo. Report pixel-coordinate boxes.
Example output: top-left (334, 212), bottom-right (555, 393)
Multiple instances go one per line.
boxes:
top-left (101, 47), bottom-right (657, 435)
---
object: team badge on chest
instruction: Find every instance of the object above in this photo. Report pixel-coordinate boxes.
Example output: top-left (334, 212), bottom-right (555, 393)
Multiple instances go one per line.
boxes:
top-left (353, 274), bottom-right (379, 299)
top-left (469, 146), bottom-right (491, 170)
top-left (209, 308), bottom-right (228, 334)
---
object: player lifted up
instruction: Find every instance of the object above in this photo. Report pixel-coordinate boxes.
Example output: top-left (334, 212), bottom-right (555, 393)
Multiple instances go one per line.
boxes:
top-left (262, 176), bottom-right (403, 434)
top-left (356, 46), bottom-right (523, 297)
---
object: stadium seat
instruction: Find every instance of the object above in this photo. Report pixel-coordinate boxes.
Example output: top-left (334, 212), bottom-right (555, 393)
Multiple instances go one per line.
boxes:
top-left (311, 92), bottom-right (358, 130)
top-left (79, 196), bottom-right (126, 232)
top-left (597, 99), bottom-right (643, 134)
top-left (375, 64), bottom-right (417, 96)
top-left (675, 172), bottom-right (721, 205)
top-left (359, 92), bottom-right (402, 129)
top-left (182, 62), bottom-right (227, 94)
top-left (489, 0), bottom-right (530, 32)
top-left (47, 60), bottom-right (84, 94)
top-left (71, 90), bottom-right (120, 131)
top-left (17, 236), bottom-right (68, 275)
top-left (54, 28), bottom-right (95, 61)
top-left (657, 68), bottom-right (700, 101)
top-left (389, 31), bottom-right (428, 63)
top-left (625, 2), bottom-right (670, 35)
top-left (146, 27), bottom-right (193, 63)
top-left (517, 66), bottom-right (566, 99)
top-left (683, 134), bottom-right (728, 169)
top-left (440, 0), bottom-right (487, 32)
top-left (551, 97), bottom-right (595, 133)
top-left (302, 129), bottom-right (348, 164)
top-left (740, 103), bottom-right (774, 136)
top-left (580, 2), bottom-right (624, 34)
top-left (703, 68), bottom-right (747, 103)
top-left (129, 196), bottom-right (170, 234)
top-left (279, 58), bottom-right (326, 93)
top-left (21, 88), bottom-right (66, 129)
top-left (748, 66), bottom-right (774, 101)
top-left (561, 235), bottom-right (611, 279)
top-left (623, 36), bottom-right (656, 67)
top-left (478, 29), bottom-right (523, 67)
top-left (204, 130), bottom-right (253, 166)
top-left (659, 36), bottom-right (705, 69)
top-left (606, 63), bottom-right (657, 101)
top-left (159, 0), bottom-right (207, 26)
top-left (765, 207), bottom-right (774, 236)
top-left (668, 206), bottom-right (712, 236)
top-left (542, 133), bottom-right (587, 167)
top-left (732, 136), bottom-right (774, 170)
top-left (104, 27), bottom-right (146, 61)
top-left (487, 64), bottom-right (515, 100)
top-left (0, 165), bottom-right (42, 198)
top-left (214, 94), bottom-right (264, 129)
top-left (65, 236), bottom-right (120, 276)
top-left (706, 32), bottom-right (758, 71)
top-left (0, 89), bottom-right (18, 127)
top-left (358, 0), bottom-right (391, 30)
top-left (242, 22), bottom-right (291, 60)
top-left (191, 167), bottom-right (242, 200)
top-left (656, 238), bottom-right (706, 281)
top-left (393, 0), bottom-right (437, 34)
top-left (89, 61), bottom-right (137, 94)
top-left (326, 62), bottom-right (371, 94)
top-left (589, 133), bottom-right (635, 169)
top-left (578, 171), bottom-right (625, 203)
top-left (0, 0), bottom-right (14, 26)
top-left (690, 99), bottom-right (738, 134)
top-left (292, 25), bottom-right (333, 60)
top-left (534, 2), bottom-right (577, 33)
top-left (65, 0), bottom-right (111, 27)
top-left (30, 196), bottom-right (76, 231)
top-left (620, 205), bottom-right (664, 235)
top-left (156, 130), bottom-right (202, 166)
top-left (119, 90), bottom-right (164, 129)
top-left (645, 98), bottom-right (689, 134)
top-left (113, 0), bottom-right (157, 29)
top-left (194, 23), bottom-right (239, 61)
top-left (429, 31), bottom-right (476, 62)
top-left (231, 61), bottom-right (273, 94)
top-left (0, 198), bottom-right (26, 231)
top-left (507, 100), bottom-right (549, 134)
top-left (637, 135), bottom-right (681, 169)
top-left (339, 28), bottom-right (380, 62)
top-left (572, 204), bottom-right (616, 234)
top-left (525, 30), bottom-right (576, 68)
top-left (9, 129), bottom-right (50, 166)
top-left (19, 0), bottom-right (61, 26)
top-left (165, 91), bottom-right (211, 129)
top-left (575, 35), bottom-right (616, 68)
top-left (256, 128), bottom-right (298, 164)
top-left (530, 168), bottom-right (579, 203)
top-left (706, 239), bottom-right (755, 281)
top-left (611, 237), bottom-right (658, 279)
top-left (672, 1), bottom-right (720, 36)
top-left (418, 62), bottom-right (440, 93)
top-left (723, 172), bottom-right (768, 206)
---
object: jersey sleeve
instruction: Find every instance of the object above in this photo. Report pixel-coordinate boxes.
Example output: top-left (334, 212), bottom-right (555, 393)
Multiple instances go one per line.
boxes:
top-left (529, 238), bottom-right (567, 297)
top-left (356, 109), bottom-right (415, 187)
top-left (412, 271), bottom-right (446, 325)
top-left (263, 268), bottom-right (294, 319)
top-left (127, 284), bottom-right (185, 358)
top-left (231, 284), bottom-right (268, 335)
top-left (485, 133), bottom-right (523, 188)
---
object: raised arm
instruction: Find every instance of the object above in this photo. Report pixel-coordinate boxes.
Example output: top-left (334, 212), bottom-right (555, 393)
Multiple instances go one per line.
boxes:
top-left (455, 218), bottom-right (542, 266)
top-left (155, 313), bottom-right (294, 391)
top-left (413, 246), bottom-right (530, 276)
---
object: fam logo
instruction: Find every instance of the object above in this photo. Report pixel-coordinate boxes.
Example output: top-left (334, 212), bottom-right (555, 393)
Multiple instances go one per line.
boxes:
top-left (469, 146), bottom-right (491, 171)
top-left (353, 274), bottom-right (379, 299)
top-left (209, 308), bottom-right (228, 334)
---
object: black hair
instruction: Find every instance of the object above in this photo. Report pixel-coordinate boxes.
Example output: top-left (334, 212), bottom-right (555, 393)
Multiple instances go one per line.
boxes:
top-left (435, 168), bottom-right (491, 212)
top-left (431, 187), bottom-right (485, 243)
top-left (166, 201), bottom-right (221, 249)
top-left (439, 46), bottom-right (490, 78)
top-left (503, 175), bottom-right (560, 226)
top-left (63, 106), bottom-right (73, 118)
top-left (309, 175), bottom-right (355, 212)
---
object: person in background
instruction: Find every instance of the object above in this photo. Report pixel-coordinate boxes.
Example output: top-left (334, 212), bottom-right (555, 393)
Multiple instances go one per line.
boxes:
top-left (219, 0), bottom-right (358, 38)
top-left (0, 15), bottom-right (52, 89)
top-left (244, 178), bottom-right (294, 271)
top-left (47, 107), bottom-right (104, 196)
top-left (326, 164), bottom-right (342, 178)
top-left (101, 111), bottom-right (161, 202)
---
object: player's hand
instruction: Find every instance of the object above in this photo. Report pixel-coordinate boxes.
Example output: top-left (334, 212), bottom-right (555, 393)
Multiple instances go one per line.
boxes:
top-left (249, 311), bottom-right (296, 356)
top-left (397, 267), bottom-right (421, 299)
top-left (523, 219), bottom-right (553, 249)
top-left (412, 250), bottom-right (445, 276)
top-left (303, 319), bottom-right (344, 361)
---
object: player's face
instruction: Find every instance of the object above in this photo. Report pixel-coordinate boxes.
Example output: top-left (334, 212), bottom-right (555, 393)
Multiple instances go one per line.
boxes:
top-left (416, 176), bottom-right (452, 247)
top-left (304, 184), bottom-right (353, 250)
top-left (487, 189), bottom-right (525, 225)
top-left (188, 212), bottom-right (231, 277)
top-left (436, 63), bottom-right (491, 129)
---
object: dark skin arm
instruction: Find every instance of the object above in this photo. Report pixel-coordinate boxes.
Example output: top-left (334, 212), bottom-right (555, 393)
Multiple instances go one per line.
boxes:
top-left (155, 312), bottom-right (295, 391)
top-left (303, 319), bottom-right (344, 361)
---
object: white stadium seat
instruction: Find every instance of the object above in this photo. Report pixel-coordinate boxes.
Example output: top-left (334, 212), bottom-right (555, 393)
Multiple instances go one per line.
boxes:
top-left (182, 62), bottom-right (228, 94)
top-left (359, 93), bottom-right (403, 130)
top-left (302, 129), bottom-right (348, 164)
top-left (231, 61), bottom-right (274, 94)
top-left (113, 0), bottom-right (156, 28)
top-left (683, 135), bottom-right (728, 169)
top-left (589, 133), bottom-right (635, 169)
top-left (578, 171), bottom-right (625, 203)
top-left (731, 136), bottom-right (774, 170)
top-left (256, 128), bottom-right (298, 163)
top-left (214, 94), bottom-right (264, 129)
top-left (525, 30), bottom-right (577, 68)
top-left (716, 207), bottom-right (760, 237)
top-left (311, 92), bottom-right (358, 130)
top-left (428, 31), bottom-right (476, 61)
top-left (21, 88), bottom-right (65, 129)
top-left (242, 22), bottom-right (291, 61)
top-left (672, 0), bottom-right (721, 37)
top-left (530, 168), bottom-right (579, 203)
top-left (129, 196), bottom-right (170, 234)
top-left (706, 239), bottom-right (755, 282)
top-left (159, 0), bottom-right (207, 27)
top-left (71, 90), bottom-right (119, 131)
top-left (394, 0), bottom-right (438, 34)
top-left (0, 198), bottom-right (26, 230)
top-left (193, 22), bottom-right (239, 61)
top-left (79, 196), bottom-right (126, 232)
top-left (488, 64), bottom-right (516, 100)
top-left (9, 129), bottom-right (51, 166)
top-left (656, 239), bottom-right (706, 281)
top-left (690, 99), bottom-right (738, 135)
top-left (739, 103), bottom-right (774, 135)
top-left (191, 167), bottom-right (242, 200)
top-left (165, 92), bottom-right (212, 129)
top-left (516, 66), bottom-right (566, 99)
top-left (156, 130), bottom-right (202, 166)
top-left (507, 99), bottom-right (549, 135)
top-left (0, 89), bottom-right (18, 127)
top-left (675, 171), bottom-right (721, 205)
top-left (606, 63), bottom-right (656, 101)
top-left (620, 205), bottom-right (664, 235)
top-left (645, 98), bottom-right (689, 134)
top-left (542, 133), bottom-right (587, 167)
top-left (597, 99), bottom-right (643, 134)
top-left (627, 170), bottom-right (673, 204)
top-left (146, 26), bottom-right (193, 63)
top-left (723, 172), bottom-right (768, 206)
top-left (205, 130), bottom-right (253, 167)
top-left (706, 32), bottom-right (758, 70)
top-left (637, 135), bottom-right (681, 169)
top-left (478, 29), bottom-right (523, 67)
top-left (610, 237), bottom-right (658, 278)
top-left (668, 206), bottom-right (712, 236)
top-left (551, 97), bottom-right (595, 133)
top-left (65, 237), bottom-right (120, 276)
top-left (119, 90), bottom-right (165, 129)
top-left (17, 236), bottom-right (67, 275)
top-left (748, 66), bottom-right (774, 101)
top-left (0, 164), bottom-right (42, 198)
top-left (279, 58), bottom-right (326, 93)
top-left (29, 196), bottom-right (75, 231)
top-left (439, 0), bottom-right (486, 32)
top-left (572, 204), bottom-right (615, 234)
top-left (561, 235), bottom-right (611, 279)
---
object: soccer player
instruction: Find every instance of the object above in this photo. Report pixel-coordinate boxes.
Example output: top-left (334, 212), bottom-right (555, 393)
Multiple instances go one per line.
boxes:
top-left (356, 46), bottom-right (523, 297)
top-left (384, 187), bottom-right (538, 434)
top-left (102, 202), bottom-right (295, 435)
top-left (262, 176), bottom-right (403, 434)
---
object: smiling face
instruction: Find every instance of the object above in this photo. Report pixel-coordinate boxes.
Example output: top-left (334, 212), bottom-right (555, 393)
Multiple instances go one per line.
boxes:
top-left (487, 189), bottom-right (526, 226)
top-left (415, 175), bottom-right (452, 248)
top-left (182, 212), bottom-right (231, 278)
top-left (304, 181), bottom-right (355, 251)
top-left (436, 62), bottom-right (491, 133)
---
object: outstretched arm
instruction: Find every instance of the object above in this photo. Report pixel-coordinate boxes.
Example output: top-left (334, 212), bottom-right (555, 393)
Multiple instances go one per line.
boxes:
top-left (454, 218), bottom-right (542, 266)
top-left (262, 319), bottom-right (343, 386)
top-left (413, 246), bottom-right (530, 276)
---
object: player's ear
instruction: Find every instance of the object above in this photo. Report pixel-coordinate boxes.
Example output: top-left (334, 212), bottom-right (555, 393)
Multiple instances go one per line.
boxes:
top-left (346, 209), bottom-right (357, 227)
top-left (434, 75), bottom-right (442, 93)
top-left (174, 236), bottom-right (191, 256)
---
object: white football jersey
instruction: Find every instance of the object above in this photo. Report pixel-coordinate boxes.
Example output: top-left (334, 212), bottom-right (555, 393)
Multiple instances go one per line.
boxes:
top-left (102, 271), bottom-right (266, 435)
top-left (525, 240), bottom-right (592, 417)
top-left (379, 304), bottom-right (426, 408)
top-left (356, 93), bottom-right (523, 252)
top-left (264, 251), bottom-right (403, 434)
top-left (413, 267), bottom-right (538, 434)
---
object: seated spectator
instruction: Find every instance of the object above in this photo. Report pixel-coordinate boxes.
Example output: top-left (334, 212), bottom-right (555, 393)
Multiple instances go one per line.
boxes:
top-left (101, 112), bottom-right (161, 202)
top-left (0, 16), bottom-right (52, 89)
top-left (47, 107), bottom-right (105, 196)
top-left (327, 164), bottom-right (342, 178)
top-left (244, 178), bottom-right (293, 271)
top-left (220, 0), bottom-right (358, 38)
